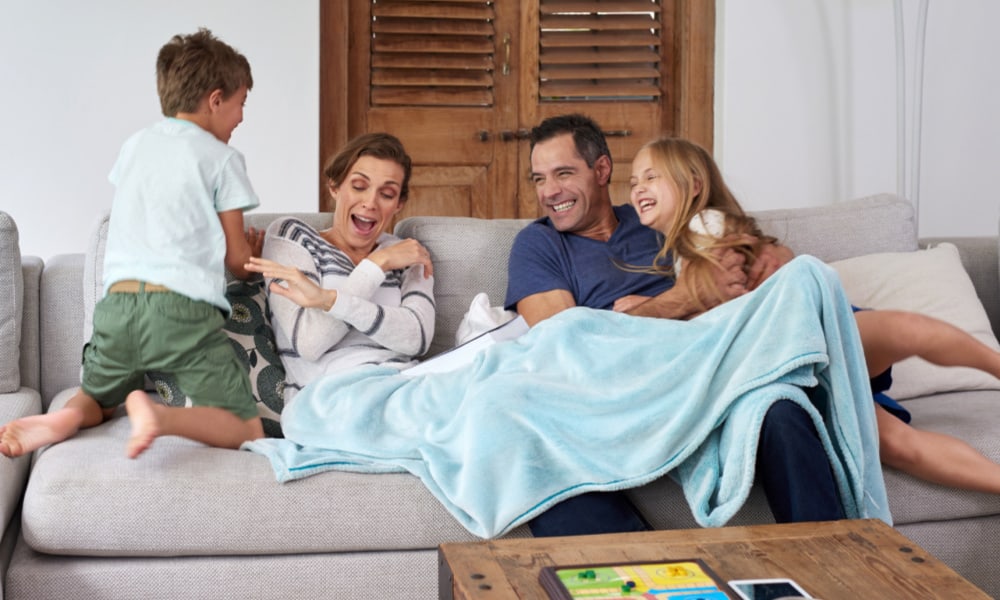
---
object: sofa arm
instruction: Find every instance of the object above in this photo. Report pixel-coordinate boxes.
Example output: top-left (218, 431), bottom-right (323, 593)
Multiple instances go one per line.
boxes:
top-left (39, 253), bottom-right (85, 410)
top-left (921, 236), bottom-right (1000, 340)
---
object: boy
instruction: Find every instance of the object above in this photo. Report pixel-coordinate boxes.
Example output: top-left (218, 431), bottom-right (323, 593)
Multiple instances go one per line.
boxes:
top-left (0, 29), bottom-right (264, 460)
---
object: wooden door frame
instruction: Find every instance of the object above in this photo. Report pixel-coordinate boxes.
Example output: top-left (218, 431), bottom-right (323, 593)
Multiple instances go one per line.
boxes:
top-left (318, 0), bottom-right (715, 210)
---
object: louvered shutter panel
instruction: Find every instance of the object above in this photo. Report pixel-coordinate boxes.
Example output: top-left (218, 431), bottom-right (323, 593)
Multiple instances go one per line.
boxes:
top-left (370, 0), bottom-right (496, 107)
top-left (539, 0), bottom-right (661, 101)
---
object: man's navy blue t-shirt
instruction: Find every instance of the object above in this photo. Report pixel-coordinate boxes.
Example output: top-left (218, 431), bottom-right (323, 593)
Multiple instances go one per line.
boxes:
top-left (504, 205), bottom-right (674, 312)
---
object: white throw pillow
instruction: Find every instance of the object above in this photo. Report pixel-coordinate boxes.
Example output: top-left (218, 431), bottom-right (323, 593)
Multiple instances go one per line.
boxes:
top-left (830, 243), bottom-right (1000, 400)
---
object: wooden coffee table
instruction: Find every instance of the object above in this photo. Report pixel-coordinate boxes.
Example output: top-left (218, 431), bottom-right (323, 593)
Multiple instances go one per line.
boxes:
top-left (438, 518), bottom-right (988, 599)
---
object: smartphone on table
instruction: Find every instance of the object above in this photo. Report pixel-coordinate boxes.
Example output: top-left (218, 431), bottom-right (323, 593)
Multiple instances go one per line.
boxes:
top-left (728, 578), bottom-right (813, 599)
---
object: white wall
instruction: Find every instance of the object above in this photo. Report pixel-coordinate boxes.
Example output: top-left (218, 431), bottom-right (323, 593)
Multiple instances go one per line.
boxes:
top-left (4, 1), bottom-right (998, 261)
top-left (1, 0), bottom-right (319, 260)
top-left (716, 0), bottom-right (1000, 237)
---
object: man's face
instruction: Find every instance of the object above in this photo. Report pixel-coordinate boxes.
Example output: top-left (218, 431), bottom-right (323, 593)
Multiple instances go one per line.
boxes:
top-left (529, 133), bottom-right (607, 234)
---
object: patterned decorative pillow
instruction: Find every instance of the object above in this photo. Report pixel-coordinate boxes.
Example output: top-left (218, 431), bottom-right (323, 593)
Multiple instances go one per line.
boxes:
top-left (146, 278), bottom-right (286, 437)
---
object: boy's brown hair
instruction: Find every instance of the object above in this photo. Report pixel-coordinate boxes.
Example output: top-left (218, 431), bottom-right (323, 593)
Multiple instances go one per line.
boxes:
top-left (156, 28), bottom-right (253, 117)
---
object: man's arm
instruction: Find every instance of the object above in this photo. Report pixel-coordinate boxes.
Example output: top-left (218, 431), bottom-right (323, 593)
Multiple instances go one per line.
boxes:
top-left (626, 240), bottom-right (795, 319)
top-left (516, 289), bottom-right (578, 327)
top-left (624, 247), bottom-right (749, 319)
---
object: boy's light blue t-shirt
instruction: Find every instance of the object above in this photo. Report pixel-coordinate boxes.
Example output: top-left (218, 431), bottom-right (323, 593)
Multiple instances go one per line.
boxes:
top-left (104, 118), bottom-right (259, 312)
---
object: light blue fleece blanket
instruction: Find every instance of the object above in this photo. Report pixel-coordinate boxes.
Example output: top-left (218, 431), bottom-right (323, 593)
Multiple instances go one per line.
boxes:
top-left (244, 256), bottom-right (889, 538)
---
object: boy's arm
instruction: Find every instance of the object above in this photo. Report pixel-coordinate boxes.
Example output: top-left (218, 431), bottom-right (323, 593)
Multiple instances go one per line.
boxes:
top-left (219, 209), bottom-right (259, 280)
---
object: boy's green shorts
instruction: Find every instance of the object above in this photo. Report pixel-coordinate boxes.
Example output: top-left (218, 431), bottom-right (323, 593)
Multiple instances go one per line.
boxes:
top-left (81, 287), bottom-right (258, 421)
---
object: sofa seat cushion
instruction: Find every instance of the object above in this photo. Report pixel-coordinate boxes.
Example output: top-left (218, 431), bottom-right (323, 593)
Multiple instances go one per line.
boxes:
top-left (20, 389), bottom-right (528, 557)
top-left (881, 390), bottom-right (1000, 524)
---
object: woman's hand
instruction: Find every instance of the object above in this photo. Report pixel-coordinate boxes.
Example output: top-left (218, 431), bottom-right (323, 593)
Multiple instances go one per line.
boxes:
top-left (245, 257), bottom-right (337, 311)
top-left (368, 239), bottom-right (434, 277)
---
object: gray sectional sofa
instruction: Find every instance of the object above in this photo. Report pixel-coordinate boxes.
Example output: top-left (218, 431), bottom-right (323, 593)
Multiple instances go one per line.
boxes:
top-left (3, 193), bottom-right (1000, 599)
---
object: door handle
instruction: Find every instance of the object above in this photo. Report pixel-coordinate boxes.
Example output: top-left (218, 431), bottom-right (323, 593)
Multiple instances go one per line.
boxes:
top-left (603, 129), bottom-right (632, 137)
top-left (499, 129), bottom-right (531, 142)
top-left (501, 33), bottom-right (511, 76)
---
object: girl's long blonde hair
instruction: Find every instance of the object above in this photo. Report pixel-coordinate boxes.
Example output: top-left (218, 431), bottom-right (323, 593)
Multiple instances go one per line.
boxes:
top-left (640, 137), bottom-right (776, 309)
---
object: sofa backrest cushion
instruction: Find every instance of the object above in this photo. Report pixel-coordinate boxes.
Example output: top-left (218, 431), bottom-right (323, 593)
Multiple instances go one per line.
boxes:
top-left (0, 211), bottom-right (23, 392)
top-left (395, 193), bottom-right (917, 357)
top-left (752, 193), bottom-right (918, 261)
top-left (394, 217), bottom-right (532, 357)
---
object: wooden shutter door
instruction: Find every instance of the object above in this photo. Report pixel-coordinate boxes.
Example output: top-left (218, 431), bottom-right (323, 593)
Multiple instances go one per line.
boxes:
top-left (517, 0), bottom-right (713, 217)
top-left (323, 0), bottom-right (713, 219)
top-left (327, 0), bottom-right (522, 220)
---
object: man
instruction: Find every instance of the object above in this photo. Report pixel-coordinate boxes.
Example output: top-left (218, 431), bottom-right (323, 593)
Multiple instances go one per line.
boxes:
top-left (504, 114), bottom-right (845, 536)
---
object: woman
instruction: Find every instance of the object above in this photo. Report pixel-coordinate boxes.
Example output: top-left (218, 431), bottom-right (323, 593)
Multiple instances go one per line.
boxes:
top-left (246, 133), bottom-right (435, 402)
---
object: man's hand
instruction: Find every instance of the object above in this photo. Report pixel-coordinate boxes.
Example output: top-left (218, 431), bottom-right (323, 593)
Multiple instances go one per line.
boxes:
top-left (698, 245), bottom-right (750, 304)
top-left (746, 242), bottom-right (794, 289)
top-left (613, 294), bottom-right (652, 313)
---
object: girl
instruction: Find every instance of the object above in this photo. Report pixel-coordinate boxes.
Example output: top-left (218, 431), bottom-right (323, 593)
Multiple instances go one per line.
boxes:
top-left (628, 135), bottom-right (1000, 494)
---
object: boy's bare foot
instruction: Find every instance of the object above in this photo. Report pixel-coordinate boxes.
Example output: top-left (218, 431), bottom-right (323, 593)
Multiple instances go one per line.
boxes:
top-left (125, 391), bottom-right (162, 459)
top-left (0, 411), bottom-right (83, 458)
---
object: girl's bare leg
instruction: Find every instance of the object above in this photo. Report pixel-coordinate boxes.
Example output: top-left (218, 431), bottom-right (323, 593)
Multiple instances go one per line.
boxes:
top-left (876, 405), bottom-right (1000, 494)
top-left (0, 389), bottom-right (110, 458)
top-left (124, 391), bottom-right (264, 459)
top-left (855, 310), bottom-right (1000, 379)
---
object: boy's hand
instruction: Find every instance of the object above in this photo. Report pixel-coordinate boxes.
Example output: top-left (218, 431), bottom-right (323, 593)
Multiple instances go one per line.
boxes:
top-left (245, 226), bottom-right (264, 258)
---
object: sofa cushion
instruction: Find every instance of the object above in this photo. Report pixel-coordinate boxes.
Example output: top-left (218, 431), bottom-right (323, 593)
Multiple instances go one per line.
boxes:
top-left (394, 217), bottom-right (532, 357)
top-left (23, 389), bottom-right (529, 557)
top-left (1, 390), bottom-right (42, 527)
top-left (752, 193), bottom-right (919, 261)
top-left (0, 211), bottom-right (23, 393)
top-left (831, 243), bottom-right (1000, 400)
top-left (881, 389), bottom-right (1000, 524)
top-left (393, 194), bottom-right (916, 357)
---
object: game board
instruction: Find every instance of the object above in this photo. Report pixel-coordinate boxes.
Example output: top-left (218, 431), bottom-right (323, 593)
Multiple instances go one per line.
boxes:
top-left (539, 558), bottom-right (733, 599)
